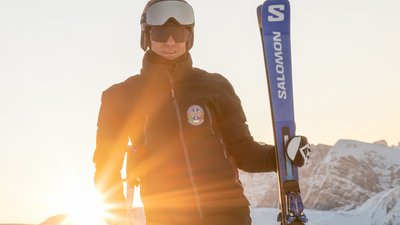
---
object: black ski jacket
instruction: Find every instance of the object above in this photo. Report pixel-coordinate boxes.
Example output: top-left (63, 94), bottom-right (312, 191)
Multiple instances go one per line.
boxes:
top-left (93, 51), bottom-right (276, 219)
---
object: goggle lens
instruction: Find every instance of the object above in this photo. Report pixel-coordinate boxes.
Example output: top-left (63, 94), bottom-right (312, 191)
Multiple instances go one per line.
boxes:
top-left (146, 1), bottom-right (195, 26)
top-left (150, 26), bottom-right (190, 43)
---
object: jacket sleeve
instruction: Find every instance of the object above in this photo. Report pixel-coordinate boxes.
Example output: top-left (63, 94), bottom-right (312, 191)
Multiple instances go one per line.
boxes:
top-left (93, 86), bottom-right (129, 203)
top-left (213, 75), bottom-right (276, 173)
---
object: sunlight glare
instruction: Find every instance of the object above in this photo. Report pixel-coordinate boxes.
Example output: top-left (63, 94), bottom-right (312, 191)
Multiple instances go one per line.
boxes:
top-left (62, 188), bottom-right (108, 225)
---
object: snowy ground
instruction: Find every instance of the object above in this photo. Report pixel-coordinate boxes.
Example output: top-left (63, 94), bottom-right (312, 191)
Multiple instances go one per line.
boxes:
top-left (0, 207), bottom-right (392, 225)
top-left (127, 208), bottom-right (373, 225)
top-left (251, 208), bottom-right (364, 225)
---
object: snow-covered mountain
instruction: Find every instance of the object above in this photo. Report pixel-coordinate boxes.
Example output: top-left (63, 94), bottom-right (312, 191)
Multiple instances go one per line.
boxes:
top-left (240, 139), bottom-right (400, 224)
top-left (303, 140), bottom-right (400, 210)
top-left (239, 143), bottom-right (333, 208)
top-left (351, 186), bottom-right (400, 224)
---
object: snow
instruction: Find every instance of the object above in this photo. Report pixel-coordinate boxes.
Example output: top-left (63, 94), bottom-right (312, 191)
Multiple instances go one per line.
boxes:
top-left (105, 203), bottom-right (400, 225)
top-left (31, 191), bottom-right (400, 224)
top-left (329, 139), bottom-right (400, 166)
top-left (252, 208), bottom-right (362, 225)
top-left (30, 205), bottom-right (398, 225)
top-left (351, 186), bottom-right (400, 224)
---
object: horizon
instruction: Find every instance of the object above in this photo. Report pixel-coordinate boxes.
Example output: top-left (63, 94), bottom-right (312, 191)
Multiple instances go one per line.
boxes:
top-left (1, 0), bottom-right (399, 223)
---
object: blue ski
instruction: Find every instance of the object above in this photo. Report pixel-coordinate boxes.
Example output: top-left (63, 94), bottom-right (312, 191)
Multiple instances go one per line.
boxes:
top-left (257, 1), bottom-right (308, 224)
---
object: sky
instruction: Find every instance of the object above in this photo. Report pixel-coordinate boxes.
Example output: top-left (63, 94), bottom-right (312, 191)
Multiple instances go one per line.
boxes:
top-left (0, 0), bottom-right (399, 223)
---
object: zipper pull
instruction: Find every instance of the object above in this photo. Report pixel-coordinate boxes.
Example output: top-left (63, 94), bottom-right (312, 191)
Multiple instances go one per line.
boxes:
top-left (171, 88), bottom-right (175, 98)
top-left (168, 75), bottom-right (175, 98)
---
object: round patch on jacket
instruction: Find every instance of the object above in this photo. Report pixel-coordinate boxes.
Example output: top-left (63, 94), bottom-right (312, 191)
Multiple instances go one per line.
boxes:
top-left (187, 105), bottom-right (204, 126)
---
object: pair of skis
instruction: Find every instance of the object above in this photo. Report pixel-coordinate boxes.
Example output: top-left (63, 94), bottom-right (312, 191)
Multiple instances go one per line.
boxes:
top-left (257, 0), bottom-right (308, 225)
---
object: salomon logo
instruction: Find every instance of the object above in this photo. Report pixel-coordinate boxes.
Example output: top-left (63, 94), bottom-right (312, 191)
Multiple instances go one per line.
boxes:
top-left (268, 5), bottom-right (285, 22)
top-left (273, 31), bottom-right (287, 99)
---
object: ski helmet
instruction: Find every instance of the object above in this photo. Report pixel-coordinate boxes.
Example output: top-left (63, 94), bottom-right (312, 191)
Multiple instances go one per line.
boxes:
top-left (140, 0), bottom-right (195, 51)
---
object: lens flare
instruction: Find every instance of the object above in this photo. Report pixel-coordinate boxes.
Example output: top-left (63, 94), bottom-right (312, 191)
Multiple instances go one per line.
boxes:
top-left (61, 189), bottom-right (108, 225)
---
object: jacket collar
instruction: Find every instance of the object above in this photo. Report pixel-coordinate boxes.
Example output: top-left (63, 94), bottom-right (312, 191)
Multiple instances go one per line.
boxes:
top-left (140, 50), bottom-right (193, 83)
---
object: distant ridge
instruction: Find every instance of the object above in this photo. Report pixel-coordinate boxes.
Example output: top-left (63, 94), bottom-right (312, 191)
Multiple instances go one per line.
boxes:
top-left (240, 139), bottom-right (400, 224)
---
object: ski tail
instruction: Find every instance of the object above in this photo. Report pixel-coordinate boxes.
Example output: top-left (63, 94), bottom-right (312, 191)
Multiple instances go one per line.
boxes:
top-left (126, 184), bottom-right (135, 225)
top-left (125, 145), bottom-right (139, 225)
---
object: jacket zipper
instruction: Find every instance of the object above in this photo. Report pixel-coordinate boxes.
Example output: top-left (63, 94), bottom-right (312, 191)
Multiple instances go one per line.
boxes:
top-left (205, 105), bottom-right (241, 184)
top-left (205, 105), bottom-right (216, 135)
top-left (168, 73), bottom-right (204, 219)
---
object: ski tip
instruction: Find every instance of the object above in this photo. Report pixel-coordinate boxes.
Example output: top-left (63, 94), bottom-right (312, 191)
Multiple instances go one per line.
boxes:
top-left (256, 5), bottom-right (262, 27)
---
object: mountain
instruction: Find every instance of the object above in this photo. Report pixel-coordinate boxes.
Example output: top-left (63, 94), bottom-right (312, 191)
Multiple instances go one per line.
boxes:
top-left (302, 139), bottom-right (400, 210)
top-left (352, 186), bottom-right (400, 224)
top-left (240, 139), bottom-right (400, 224)
top-left (239, 143), bottom-right (332, 208)
top-left (38, 215), bottom-right (68, 225)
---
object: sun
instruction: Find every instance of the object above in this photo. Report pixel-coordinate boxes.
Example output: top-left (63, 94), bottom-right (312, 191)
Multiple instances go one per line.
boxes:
top-left (55, 182), bottom-right (143, 225)
top-left (59, 187), bottom-right (108, 225)
top-left (53, 157), bottom-right (144, 225)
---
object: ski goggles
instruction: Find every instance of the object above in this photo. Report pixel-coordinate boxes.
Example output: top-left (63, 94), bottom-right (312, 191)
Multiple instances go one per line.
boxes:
top-left (150, 26), bottom-right (190, 43)
top-left (145, 1), bottom-right (195, 26)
